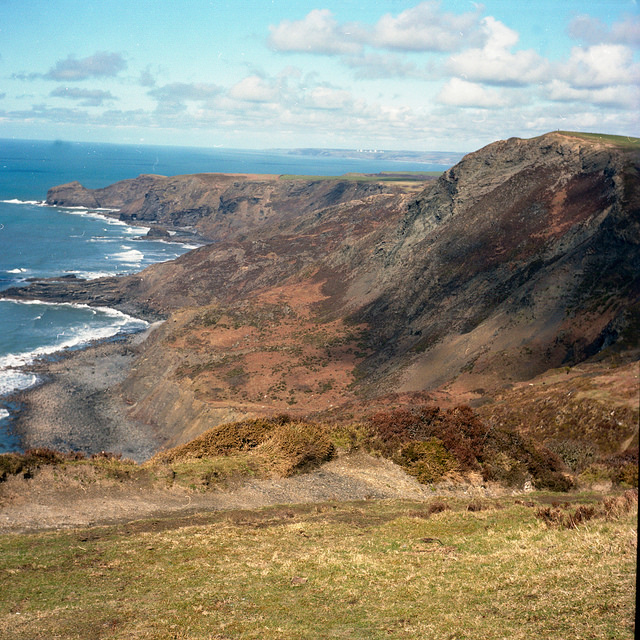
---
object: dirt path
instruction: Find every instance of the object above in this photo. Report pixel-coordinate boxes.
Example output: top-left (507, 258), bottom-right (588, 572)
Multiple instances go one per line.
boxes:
top-left (0, 452), bottom-right (495, 534)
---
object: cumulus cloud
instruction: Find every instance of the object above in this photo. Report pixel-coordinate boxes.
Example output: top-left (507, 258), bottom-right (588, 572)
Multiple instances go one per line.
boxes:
top-left (305, 86), bottom-right (352, 110)
top-left (447, 17), bottom-right (550, 86)
top-left (545, 79), bottom-right (639, 109)
top-left (44, 52), bottom-right (127, 81)
top-left (269, 2), bottom-right (483, 56)
top-left (268, 9), bottom-right (360, 55)
top-left (229, 76), bottom-right (278, 102)
top-left (437, 77), bottom-right (509, 108)
top-left (557, 44), bottom-right (640, 88)
top-left (148, 82), bottom-right (221, 114)
top-left (49, 86), bottom-right (116, 106)
top-left (368, 1), bottom-right (482, 52)
top-left (568, 14), bottom-right (640, 47)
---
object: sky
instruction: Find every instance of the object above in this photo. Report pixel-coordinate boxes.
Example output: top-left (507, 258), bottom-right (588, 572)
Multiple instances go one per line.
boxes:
top-left (0, 0), bottom-right (638, 152)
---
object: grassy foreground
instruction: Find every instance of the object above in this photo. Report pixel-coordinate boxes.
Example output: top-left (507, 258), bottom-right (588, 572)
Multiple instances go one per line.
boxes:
top-left (0, 493), bottom-right (636, 639)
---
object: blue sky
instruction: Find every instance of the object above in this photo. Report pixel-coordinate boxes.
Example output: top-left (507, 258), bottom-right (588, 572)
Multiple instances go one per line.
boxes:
top-left (0, 0), bottom-right (638, 151)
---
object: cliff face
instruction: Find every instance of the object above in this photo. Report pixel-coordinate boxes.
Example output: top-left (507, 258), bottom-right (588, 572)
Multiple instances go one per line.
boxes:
top-left (47, 173), bottom-right (401, 242)
top-left (14, 132), bottom-right (639, 448)
top-left (350, 132), bottom-right (639, 392)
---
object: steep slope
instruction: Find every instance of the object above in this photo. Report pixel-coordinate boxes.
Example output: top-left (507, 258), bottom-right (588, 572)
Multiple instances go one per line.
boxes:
top-left (8, 132), bottom-right (639, 451)
top-left (347, 132), bottom-right (639, 398)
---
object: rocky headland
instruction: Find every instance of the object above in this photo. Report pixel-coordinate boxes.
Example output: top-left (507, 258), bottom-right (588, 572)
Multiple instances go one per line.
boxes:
top-left (4, 131), bottom-right (638, 462)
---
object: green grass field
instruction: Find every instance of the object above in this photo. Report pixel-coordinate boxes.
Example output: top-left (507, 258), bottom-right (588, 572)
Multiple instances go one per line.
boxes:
top-left (1, 493), bottom-right (635, 639)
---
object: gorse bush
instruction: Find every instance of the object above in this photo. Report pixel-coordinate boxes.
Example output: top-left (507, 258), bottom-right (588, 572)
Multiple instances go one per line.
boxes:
top-left (481, 425), bottom-right (573, 491)
top-left (578, 449), bottom-right (639, 488)
top-left (544, 439), bottom-right (596, 473)
top-left (395, 438), bottom-right (458, 484)
top-left (365, 405), bottom-right (573, 489)
top-left (256, 421), bottom-right (335, 477)
top-left (367, 405), bottom-right (487, 474)
top-left (152, 414), bottom-right (334, 480)
top-left (153, 415), bottom-right (295, 463)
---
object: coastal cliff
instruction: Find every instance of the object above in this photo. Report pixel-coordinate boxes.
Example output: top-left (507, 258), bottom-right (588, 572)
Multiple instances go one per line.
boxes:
top-left (47, 173), bottom-right (408, 242)
top-left (10, 132), bottom-right (640, 451)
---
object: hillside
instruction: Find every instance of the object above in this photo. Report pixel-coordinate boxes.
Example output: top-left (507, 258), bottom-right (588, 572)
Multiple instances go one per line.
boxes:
top-left (6, 132), bottom-right (639, 457)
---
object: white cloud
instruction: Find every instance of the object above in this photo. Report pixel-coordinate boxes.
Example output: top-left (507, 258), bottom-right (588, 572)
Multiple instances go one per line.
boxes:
top-left (437, 77), bottom-right (509, 108)
top-left (557, 44), bottom-right (640, 89)
top-left (148, 82), bottom-right (221, 115)
top-left (447, 17), bottom-right (550, 86)
top-left (369, 1), bottom-right (482, 52)
top-left (545, 79), bottom-right (640, 109)
top-left (269, 2), bottom-right (483, 57)
top-left (568, 14), bottom-right (640, 47)
top-left (305, 86), bottom-right (352, 110)
top-left (49, 87), bottom-right (116, 107)
top-left (341, 52), bottom-right (426, 79)
top-left (230, 76), bottom-right (278, 102)
top-left (44, 52), bottom-right (127, 81)
top-left (268, 9), bottom-right (360, 55)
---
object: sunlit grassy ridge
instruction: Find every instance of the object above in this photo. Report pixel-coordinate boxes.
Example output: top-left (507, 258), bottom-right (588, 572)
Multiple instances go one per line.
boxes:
top-left (0, 494), bottom-right (635, 639)
top-left (557, 131), bottom-right (640, 148)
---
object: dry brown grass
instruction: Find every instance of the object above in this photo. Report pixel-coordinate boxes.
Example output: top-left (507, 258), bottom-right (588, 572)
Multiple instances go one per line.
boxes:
top-left (1, 494), bottom-right (635, 639)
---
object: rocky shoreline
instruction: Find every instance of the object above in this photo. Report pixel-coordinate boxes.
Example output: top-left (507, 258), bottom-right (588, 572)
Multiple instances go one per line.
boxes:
top-left (7, 323), bottom-right (165, 463)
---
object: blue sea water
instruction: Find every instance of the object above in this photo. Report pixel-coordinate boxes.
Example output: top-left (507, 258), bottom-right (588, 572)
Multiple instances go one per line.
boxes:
top-left (0, 138), bottom-right (451, 452)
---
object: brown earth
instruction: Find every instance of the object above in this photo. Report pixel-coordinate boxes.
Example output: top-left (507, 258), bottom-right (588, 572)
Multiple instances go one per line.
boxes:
top-left (1, 451), bottom-right (493, 534)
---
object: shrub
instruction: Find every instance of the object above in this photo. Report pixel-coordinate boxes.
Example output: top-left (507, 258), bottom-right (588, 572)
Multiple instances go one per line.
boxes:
top-left (601, 489), bottom-right (638, 519)
top-left (90, 451), bottom-right (122, 461)
top-left (481, 425), bottom-right (573, 491)
top-left (395, 438), bottom-right (458, 484)
top-left (366, 404), bottom-right (575, 489)
top-left (536, 489), bottom-right (637, 528)
top-left (256, 421), bottom-right (335, 477)
top-left (577, 450), bottom-right (638, 488)
top-left (536, 504), bottom-right (597, 529)
top-left (466, 499), bottom-right (490, 512)
top-left (545, 439), bottom-right (596, 473)
top-left (0, 448), bottom-right (82, 481)
top-left (154, 416), bottom-right (291, 463)
top-left (606, 450), bottom-right (638, 487)
top-left (427, 499), bottom-right (450, 514)
top-left (367, 405), bottom-right (486, 474)
top-left (152, 416), bottom-right (333, 480)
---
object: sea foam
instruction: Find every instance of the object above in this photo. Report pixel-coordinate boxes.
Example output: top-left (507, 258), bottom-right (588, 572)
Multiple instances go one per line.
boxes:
top-left (0, 299), bottom-right (148, 397)
top-left (0, 199), bottom-right (46, 206)
top-left (112, 248), bottom-right (144, 264)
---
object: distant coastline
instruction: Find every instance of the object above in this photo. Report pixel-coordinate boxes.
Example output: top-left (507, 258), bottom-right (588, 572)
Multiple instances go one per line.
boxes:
top-left (271, 147), bottom-right (465, 166)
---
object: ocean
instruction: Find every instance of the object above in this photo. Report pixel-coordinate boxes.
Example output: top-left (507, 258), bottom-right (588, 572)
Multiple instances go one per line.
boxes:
top-left (0, 138), bottom-right (451, 453)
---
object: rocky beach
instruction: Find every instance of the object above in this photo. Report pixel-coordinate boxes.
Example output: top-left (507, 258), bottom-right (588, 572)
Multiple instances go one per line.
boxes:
top-left (8, 323), bottom-right (164, 462)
